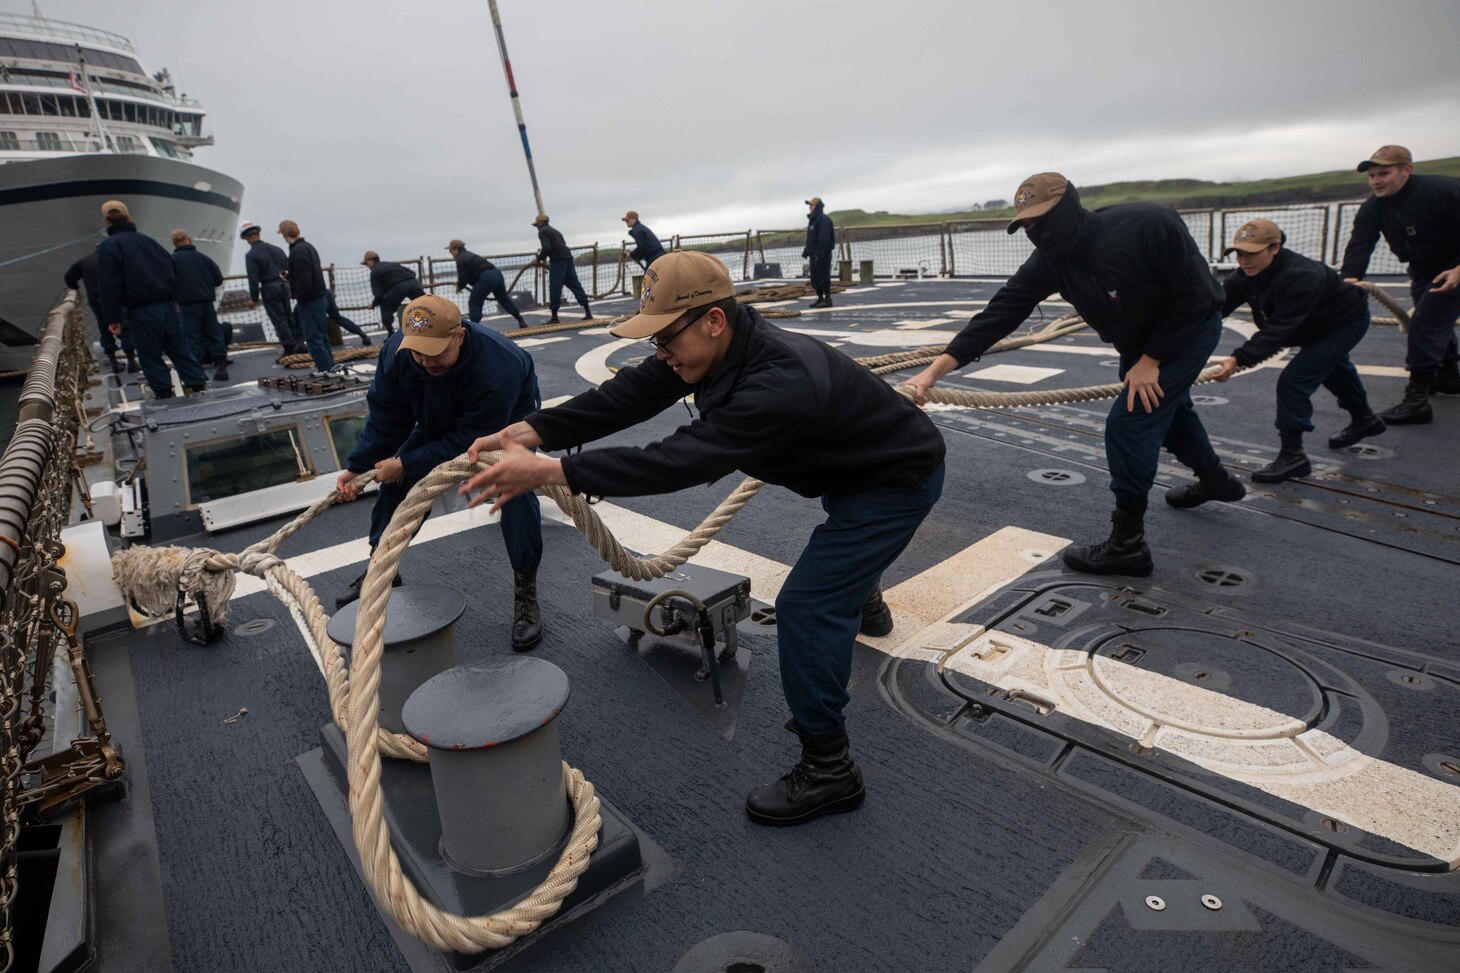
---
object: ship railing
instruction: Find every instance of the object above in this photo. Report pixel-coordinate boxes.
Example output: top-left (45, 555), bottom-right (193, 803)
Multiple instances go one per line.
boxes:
top-left (0, 12), bottom-right (136, 54)
top-left (0, 291), bottom-right (95, 972)
top-left (213, 198), bottom-right (1394, 340)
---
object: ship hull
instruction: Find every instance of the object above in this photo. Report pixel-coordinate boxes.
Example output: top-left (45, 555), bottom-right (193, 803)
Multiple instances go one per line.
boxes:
top-left (0, 153), bottom-right (243, 370)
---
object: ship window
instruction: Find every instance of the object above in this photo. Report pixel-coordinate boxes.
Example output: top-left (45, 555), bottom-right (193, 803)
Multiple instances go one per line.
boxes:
top-left (115, 135), bottom-right (143, 154)
top-left (122, 101), bottom-right (138, 123)
top-left (0, 132), bottom-right (18, 150)
top-left (38, 95), bottom-right (60, 116)
top-left (149, 137), bottom-right (179, 158)
top-left (20, 94), bottom-right (41, 115)
top-left (35, 132), bottom-right (63, 151)
top-left (325, 415), bottom-right (369, 467)
top-left (184, 429), bottom-right (310, 506)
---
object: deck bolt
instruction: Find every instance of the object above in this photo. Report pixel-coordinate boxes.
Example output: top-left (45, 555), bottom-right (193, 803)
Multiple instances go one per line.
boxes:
top-left (1201, 894), bottom-right (1222, 910)
top-left (1145, 895), bottom-right (1165, 911)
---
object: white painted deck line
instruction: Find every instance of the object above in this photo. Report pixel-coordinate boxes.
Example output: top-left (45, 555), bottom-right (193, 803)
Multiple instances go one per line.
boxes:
top-left (894, 318), bottom-right (956, 330)
top-left (516, 336), bottom-right (571, 348)
top-left (963, 364), bottom-right (1065, 385)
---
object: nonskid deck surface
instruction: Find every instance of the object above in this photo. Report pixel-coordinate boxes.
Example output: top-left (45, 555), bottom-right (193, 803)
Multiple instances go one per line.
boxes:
top-left (91, 279), bottom-right (1459, 972)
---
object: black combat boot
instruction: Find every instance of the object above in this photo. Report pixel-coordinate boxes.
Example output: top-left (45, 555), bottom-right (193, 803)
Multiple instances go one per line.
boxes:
top-left (335, 569), bottom-right (402, 609)
top-left (745, 720), bottom-right (865, 826)
top-left (1377, 370), bottom-right (1434, 425)
top-left (106, 352), bottom-right (121, 374)
top-left (580, 305), bottom-right (594, 321)
top-left (515, 317), bottom-right (528, 329)
top-left (1062, 508), bottom-right (1154, 577)
top-left (1432, 360), bottom-right (1460, 396)
top-left (511, 569), bottom-right (543, 651)
top-left (125, 350), bottom-right (140, 373)
top-left (213, 364), bottom-right (229, 382)
top-left (152, 388), bottom-right (174, 400)
top-left (1165, 464), bottom-right (1246, 508)
top-left (1252, 430), bottom-right (1311, 483)
top-left (1328, 410), bottom-right (1386, 449)
top-left (859, 587), bottom-right (893, 637)
top-left (547, 313), bottom-right (561, 324)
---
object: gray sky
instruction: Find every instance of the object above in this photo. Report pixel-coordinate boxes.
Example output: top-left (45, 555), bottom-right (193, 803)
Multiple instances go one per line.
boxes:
top-left (26, 0), bottom-right (1460, 272)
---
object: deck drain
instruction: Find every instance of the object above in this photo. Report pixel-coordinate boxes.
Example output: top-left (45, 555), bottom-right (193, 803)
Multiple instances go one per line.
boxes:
top-left (1144, 895), bottom-right (1166, 911)
top-left (1192, 565), bottom-right (1254, 593)
top-left (1321, 818), bottom-right (1348, 833)
top-left (1343, 443), bottom-right (1395, 460)
top-left (1191, 394), bottom-right (1228, 406)
top-left (1026, 468), bottom-right (1087, 486)
top-left (234, 618), bottom-right (276, 637)
top-left (1423, 754), bottom-right (1460, 780)
top-left (1201, 894), bottom-right (1223, 910)
top-left (749, 607), bottom-right (777, 626)
top-left (673, 932), bottom-right (812, 973)
top-left (1385, 669), bottom-right (1436, 691)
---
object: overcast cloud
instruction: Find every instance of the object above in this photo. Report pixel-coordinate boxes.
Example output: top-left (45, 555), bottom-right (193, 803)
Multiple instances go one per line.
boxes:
top-left (27, 0), bottom-right (1460, 271)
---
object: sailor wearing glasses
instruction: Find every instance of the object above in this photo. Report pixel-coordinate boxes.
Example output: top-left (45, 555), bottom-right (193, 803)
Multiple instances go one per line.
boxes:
top-left (457, 251), bottom-right (946, 828)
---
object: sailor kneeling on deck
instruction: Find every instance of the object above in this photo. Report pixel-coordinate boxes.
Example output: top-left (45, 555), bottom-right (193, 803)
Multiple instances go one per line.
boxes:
top-left (1209, 219), bottom-right (1381, 482)
top-left (458, 251), bottom-right (947, 826)
top-left (335, 295), bottom-right (546, 650)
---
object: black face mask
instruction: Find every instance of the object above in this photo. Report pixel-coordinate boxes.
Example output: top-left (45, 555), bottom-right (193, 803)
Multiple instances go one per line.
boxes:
top-left (1025, 191), bottom-right (1087, 259)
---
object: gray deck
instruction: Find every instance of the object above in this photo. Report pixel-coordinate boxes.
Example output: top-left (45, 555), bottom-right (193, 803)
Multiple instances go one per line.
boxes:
top-left (87, 280), bottom-right (1460, 972)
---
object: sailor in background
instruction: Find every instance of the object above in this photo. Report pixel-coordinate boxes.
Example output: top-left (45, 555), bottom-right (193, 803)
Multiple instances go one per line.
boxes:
top-left (448, 239), bottom-right (527, 328)
top-left (363, 250), bottom-right (425, 334)
top-left (803, 196), bottom-right (835, 308)
top-left (532, 213), bottom-right (593, 323)
top-left (278, 219), bottom-right (338, 376)
top-left (458, 252), bottom-right (946, 826)
top-left (623, 210), bottom-right (666, 268)
top-left (241, 222), bottom-right (307, 361)
top-left (65, 244), bottom-right (137, 374)
top-left (95, 199), bottom-right (208, 398)
top-left (1339, 145), bottom-right (1460, 425)
top-left (336, 295), bottom-right (546, 650)
top-left (1211, 219), bottom-right (1381, 482)
top-left (169, 229), bottom-right (230, 383)
top-left (909, 172), bottom-right (1242, 577)
top-left (324, 289), bottom-right (372, 346)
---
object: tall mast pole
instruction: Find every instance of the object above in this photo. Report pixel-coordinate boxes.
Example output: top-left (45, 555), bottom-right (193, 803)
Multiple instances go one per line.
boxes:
top-left (487, 0), bottom-right (545, 217)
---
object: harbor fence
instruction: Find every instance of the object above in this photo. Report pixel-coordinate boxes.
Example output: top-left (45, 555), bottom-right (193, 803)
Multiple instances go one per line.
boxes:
top-left (217, 199), bottom-right (1397, 340)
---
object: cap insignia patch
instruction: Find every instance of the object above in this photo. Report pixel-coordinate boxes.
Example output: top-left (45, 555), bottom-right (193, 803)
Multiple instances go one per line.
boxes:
top-left (407, 307), bottom-right (432, 332)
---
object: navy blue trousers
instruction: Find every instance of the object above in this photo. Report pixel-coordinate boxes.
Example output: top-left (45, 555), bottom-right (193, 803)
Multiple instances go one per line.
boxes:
top-left (260, 280), bottom-right (300, 349)
top-left (808, 251), bottom-right (833, 296)
top-left (1108, 312), bottom-right (1222, 510)
top-left (295, 294), bottom-right (334, 370)
top-left (326, 291), bottom-right (368, 340)
top-left (378, 280), bottom-right (424, 332)
top-left (1275, 306), bottom-right (1371, 434)
top-left (469, 268), bottom-right (525, 323)
top-left (176, 301), bottom-right (226, 364)
top-left (774, 462), bottom-right (945, 733)
top-left (369, 477), bottom-right (542, 571)
top-left (1405, 277), bottom-right (1460, 372)
top-left (89, 301), bottom-right (134, 355)
top-left (126, 302), bottom-right (206, 395)
top-left (547, 258), bottom-right (590, 315)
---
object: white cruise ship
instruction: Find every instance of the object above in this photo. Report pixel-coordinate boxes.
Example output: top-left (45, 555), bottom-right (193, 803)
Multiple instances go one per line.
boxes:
top-left (0, 12), bottom-right (243, 369)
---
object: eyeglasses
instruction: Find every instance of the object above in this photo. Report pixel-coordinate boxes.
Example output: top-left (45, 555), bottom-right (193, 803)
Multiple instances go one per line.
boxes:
top-left (647, 306), bottom-right (710, 354)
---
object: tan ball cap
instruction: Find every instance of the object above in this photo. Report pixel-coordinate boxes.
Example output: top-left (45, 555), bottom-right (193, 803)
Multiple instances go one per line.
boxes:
top-left (1006, 173), bottom-right (1069, 233)
top-left (101, 199), bottom-right (129, 219)
top-left (532, 213), bottom-right (550, 226)
top-left (1223, 219), bottom-right (1283, 255)
top-left (609, 251), bottom-right (736, 339)
top-left (446, 239), bottom-right (465, 251)
top-left (622, 210), bottom-right (638, 222)
top-left (398, 295), bottom-right (463, 357)
top-left (1357, 145), bottom-right (1412, 172)
top-left (805, 196), bottom-right (822, 207)
top-left (361, 250), bottom-right (379, 264)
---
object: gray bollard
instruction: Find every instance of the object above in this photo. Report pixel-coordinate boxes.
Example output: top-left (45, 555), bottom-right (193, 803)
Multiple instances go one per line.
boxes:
top-left (327, 585), bottom-right (464, 734)
top-left (859, 259), bottom-right (874, 285)
top-left (402, 658), bottom-right (572, 875)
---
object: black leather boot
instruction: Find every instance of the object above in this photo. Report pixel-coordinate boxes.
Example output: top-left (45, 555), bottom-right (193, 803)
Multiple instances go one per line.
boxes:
top-left (511, 569), bottom-right (543, 651)
top-left (1378, 371), bottom-right (1434, 425)
top-left (1328, 411), bottom-right (1385, 449)
top-left (859, 587), bottom-right (893, 637)
top-left (125, 350), bottom-right (140, 373)
top-left (1252, 431), bottom-right (1311, 483)
top-left (580, 306), bottom-right (594, 321)
top-left (745, 720), bottom-right (865, 826)
top-left (1432, 361), bottom-right (1460, 396)
top-left (1062, 508), bottom-right (1154, 576)
top-left (547, 313), bottom-right (561, 324)
top-left (1165, 465), bottom-right (1246, 508)
top-left (335, 569), bottom-right (402, 609)
top-left (213, 364), bottom-right (229, 382)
